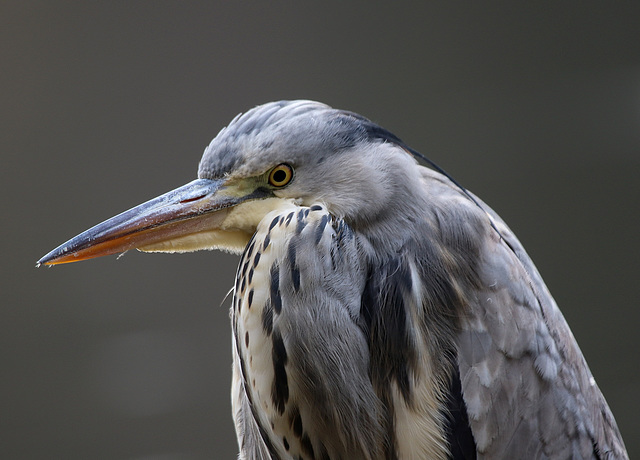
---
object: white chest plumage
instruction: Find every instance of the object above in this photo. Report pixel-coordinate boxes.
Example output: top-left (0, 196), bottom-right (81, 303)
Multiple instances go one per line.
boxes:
top-left (229, 203), bottom-right (450, 460)
top-left (232, 203), bottom-right (324, 459)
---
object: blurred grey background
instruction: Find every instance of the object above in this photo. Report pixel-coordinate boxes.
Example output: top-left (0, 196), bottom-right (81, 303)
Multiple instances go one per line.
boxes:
top-left (2, 2), bottom-right (639, 459)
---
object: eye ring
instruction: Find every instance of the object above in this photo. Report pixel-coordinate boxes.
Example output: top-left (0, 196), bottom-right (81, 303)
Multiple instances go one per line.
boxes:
top-left (268, 164), bottom-right (294, 187)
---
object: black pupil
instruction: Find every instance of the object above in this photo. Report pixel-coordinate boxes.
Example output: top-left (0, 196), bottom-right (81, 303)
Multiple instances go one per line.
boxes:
top-left (272, 169), bottom-right (287, 184)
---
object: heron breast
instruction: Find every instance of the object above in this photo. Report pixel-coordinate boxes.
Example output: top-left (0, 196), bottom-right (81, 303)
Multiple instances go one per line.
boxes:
top-left (232, 203), bottom-right (332, 459)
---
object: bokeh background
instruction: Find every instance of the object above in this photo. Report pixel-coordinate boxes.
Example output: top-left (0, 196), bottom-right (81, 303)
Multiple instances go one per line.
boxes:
top-left (2, 2), bottom-right (639, 459)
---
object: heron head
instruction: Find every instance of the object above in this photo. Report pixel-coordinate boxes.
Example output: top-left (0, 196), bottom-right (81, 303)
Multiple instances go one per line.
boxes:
top-left (38, 100), bottom-right (421, 265)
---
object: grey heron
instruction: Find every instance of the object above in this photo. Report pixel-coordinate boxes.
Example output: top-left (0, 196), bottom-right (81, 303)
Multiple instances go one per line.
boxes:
top-left (38, 100), bottom-right (627, 459)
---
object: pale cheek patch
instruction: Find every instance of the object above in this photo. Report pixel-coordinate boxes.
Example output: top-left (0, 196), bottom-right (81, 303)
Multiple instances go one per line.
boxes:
top-left (138, 198), bottom-right (299, 255)
top-left (222, 198), bottom-right (298, 233)
top-left (138, 229), bottom-right (251, 255)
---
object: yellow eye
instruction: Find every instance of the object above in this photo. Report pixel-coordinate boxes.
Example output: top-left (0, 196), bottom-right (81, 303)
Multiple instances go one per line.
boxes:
top-left (268, 164), bottom-right (294, 187)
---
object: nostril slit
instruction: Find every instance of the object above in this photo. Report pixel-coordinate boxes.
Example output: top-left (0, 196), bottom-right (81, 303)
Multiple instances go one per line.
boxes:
top-left (179, 194), bottom-right (207, 204)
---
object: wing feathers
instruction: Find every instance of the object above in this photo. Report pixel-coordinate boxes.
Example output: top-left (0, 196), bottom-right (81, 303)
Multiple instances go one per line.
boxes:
top-left (455, 196), bottom-right (628, 458)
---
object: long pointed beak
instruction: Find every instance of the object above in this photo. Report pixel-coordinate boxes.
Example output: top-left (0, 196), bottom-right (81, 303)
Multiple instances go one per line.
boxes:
top-left (37, 178), bottom-right (245, 266)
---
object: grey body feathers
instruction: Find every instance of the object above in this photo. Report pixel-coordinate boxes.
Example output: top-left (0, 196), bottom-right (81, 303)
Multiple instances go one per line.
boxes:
top-left (201, 101), bottom-right (627, 459)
